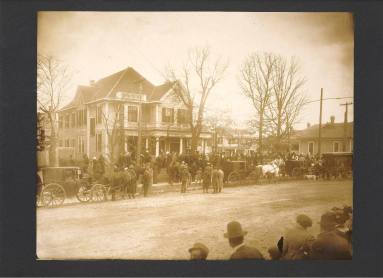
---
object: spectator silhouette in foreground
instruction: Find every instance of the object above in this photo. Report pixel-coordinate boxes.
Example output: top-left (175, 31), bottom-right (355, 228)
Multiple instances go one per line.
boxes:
top-left (224, 221), bottom-right (264, 260)
top-left (310, 211), bottom-right (352, 260)
top-left (188, 242), bottom-right (209, 260)
top-left (278, 214), bottom-right (315, 260)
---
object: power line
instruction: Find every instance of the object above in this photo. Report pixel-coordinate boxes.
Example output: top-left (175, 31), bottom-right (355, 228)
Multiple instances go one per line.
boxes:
top-left (303, 96), bottom-right (353, 105)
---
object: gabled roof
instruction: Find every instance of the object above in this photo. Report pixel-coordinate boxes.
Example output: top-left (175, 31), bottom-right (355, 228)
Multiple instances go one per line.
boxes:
top-left (60, 85), bottom-right (95, 110)
top-left (148, 81), bottom-right (176, 101)
top-left (291, 122), bottom-right (353, 139)
top-left (59, 67), bottom-right (180, 111)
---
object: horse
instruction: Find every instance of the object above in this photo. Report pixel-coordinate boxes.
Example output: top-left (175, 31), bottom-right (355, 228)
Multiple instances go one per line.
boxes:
top-left (256, 159), bottom-right (283, 181)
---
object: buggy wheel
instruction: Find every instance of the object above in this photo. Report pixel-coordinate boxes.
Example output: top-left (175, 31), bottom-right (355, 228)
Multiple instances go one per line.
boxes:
top-left (91, 184), bottom-right (106, 202)
top-left (76, 181), bottom-right (91, 203)
top-left (292, 167), bottom-right (302, 177)
top-left (40, 183), bottom-right (66, 207)
top-left (228, 171), bottom-right (240, 183)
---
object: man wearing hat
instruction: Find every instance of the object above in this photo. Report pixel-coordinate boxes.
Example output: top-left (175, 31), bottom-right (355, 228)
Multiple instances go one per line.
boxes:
top-left (310, 211), bottom-right (352, 259)
top-left (278, 214), bottom-right (315, 260)
top-left (224, 221), bottom-right (264, 260)
top-left (188, 242), bottom-right (209, 260)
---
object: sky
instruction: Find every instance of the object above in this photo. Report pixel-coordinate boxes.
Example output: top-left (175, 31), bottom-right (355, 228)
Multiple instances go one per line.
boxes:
top-left (37, 12), bottom-right (354, 130)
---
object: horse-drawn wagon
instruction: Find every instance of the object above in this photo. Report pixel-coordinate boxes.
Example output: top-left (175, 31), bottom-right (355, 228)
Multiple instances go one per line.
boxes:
top-left (223, 160), bottom-right (260, 183)
top-left (322, 152), bottom-right (353, 179)
top-left (283, 159), bottom-right (310, 177)
top-left (36, 166), bottom-right (92, 207)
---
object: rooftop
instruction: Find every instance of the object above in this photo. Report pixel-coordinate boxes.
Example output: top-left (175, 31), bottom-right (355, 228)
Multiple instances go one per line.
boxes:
top-left (60, 67), bottom-right (176, 111)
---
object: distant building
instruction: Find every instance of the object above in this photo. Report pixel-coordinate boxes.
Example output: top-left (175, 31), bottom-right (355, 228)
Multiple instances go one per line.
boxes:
top-left (290, 116), bottom-right (353, 155)
top-left (57, 67), bottom-right (212, 160)
top-left (215, 127), bottom-right (257, 156)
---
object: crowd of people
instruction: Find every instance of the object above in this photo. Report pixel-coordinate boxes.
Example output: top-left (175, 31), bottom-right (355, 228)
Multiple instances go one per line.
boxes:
top-left (188, 205), bottom-right (353, 260)
top-left (59, 148), bottom-right (350, 200)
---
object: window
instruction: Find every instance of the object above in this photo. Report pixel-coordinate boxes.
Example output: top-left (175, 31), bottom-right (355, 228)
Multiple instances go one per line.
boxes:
top-left (128, 106), bottom-right (138, 122)
top-left (229, 138), bottom-right (238, 144)
top-left (333, 141), bottom-right (341, 152)
top-left (177, 109), bottom-right (189, 124)
top-left (162, 108), bottom-right (174, 123)
top-left (291, 143), bottom-right (299, 152)
top-left (58, 115), bottom-right (63, 129)
top-left (308, 142), bottom-right (314, 155)
top-left (78, 136), bottom-right (85, 154)
top-left (96, 105), bottom-right (102, 124)
top-left (90, 118), bottom-right (95, 136)
top-left (96, 133), bottom-right (102, 152)
top-left (71, 113), bottom-right (76, 128)
top-left (76, 109), bottom-right (87, 127)
top-left (218, 137), bottom-right (223, 144)
top-left (65, 139), bottom-right (70, 147)
top-left (65, 114), bottom-right (70, 128)
top-left (116, 104), bottom-right (124, 126)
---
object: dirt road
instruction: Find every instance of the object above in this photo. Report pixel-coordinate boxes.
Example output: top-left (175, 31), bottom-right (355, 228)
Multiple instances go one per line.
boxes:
top-left (37, 179), bottom-right (352, 260)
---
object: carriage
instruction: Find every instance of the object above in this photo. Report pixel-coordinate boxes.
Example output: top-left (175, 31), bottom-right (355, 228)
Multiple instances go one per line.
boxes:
top-left (36, 166), bottom-right (92, 207)
top-left (283, 159), bottom-right (311, 177)
top-left (322, 152), bottom-right (353, 179)
top-left (223, 160), bottom-right (260, 183)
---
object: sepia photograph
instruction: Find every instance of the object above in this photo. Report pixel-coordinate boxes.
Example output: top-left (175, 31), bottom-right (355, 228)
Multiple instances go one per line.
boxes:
top-left (36, 12), bottom-right (353, 260)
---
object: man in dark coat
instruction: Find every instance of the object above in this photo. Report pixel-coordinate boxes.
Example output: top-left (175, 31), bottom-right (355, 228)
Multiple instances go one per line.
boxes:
top-left (202, 163), bottom-right (212, 193)
top-left (125, 165), bottom-right (137, 199)
top-left (142, 163), bottom-right (153, 197)
top-left (224, 221), bottom-right (264, 260)
top-left (279, 214), bottom-right (315, 260)
top-left (180, 161), bottom-right (190, 193)
top-left (310, 212), bottom-right (352, 260)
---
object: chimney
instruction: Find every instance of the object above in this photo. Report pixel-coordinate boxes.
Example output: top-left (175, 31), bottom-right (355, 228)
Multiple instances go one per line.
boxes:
top-left (90, 80), bottom-right (95, 86)
top-left (307, 122), bottom-right (311, 128)
top-left (330, 116), bottom-right (335, 124)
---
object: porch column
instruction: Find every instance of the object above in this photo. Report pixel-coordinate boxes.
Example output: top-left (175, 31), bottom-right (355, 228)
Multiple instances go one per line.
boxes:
top-left (145, 137), bottom-right (149, 150)
top-left (179, 138), bottom-right (183, 154)
top-left (104, 103), bottom-right (109, 156)
top-left (155, 137), bottom-right (160, 157)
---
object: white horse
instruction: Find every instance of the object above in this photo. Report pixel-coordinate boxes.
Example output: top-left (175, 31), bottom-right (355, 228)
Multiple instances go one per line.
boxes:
top-left (256, 159), bottom-right (283, 178)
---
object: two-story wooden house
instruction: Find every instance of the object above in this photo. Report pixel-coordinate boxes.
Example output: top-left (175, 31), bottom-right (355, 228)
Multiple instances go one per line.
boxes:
top-left (58, 67), bottom-right (212, 160)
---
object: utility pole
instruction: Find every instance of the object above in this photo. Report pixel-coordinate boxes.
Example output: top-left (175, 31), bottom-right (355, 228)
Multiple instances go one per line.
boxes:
top-left (318, 88), bottom-right (323, 156)
top-left (340, 102), bottom-right (353, 152)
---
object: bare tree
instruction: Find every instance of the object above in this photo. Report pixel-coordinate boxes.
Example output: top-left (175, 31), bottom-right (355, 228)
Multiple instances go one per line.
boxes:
top-left (100, 102), bottom-right (125, 165)
top-left (37, 54), bottom-right (72, 166)
top-left (166, 47), bottom-right (228, 153)
top-left (267, 55), bottom-right (306, 151)
top-left (239, 53), bottom-right (276, 162)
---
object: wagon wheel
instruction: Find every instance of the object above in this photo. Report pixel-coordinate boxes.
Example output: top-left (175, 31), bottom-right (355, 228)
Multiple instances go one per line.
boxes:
top-left (228, 171), bottom-right (240, 183)
top-left (76, 180), bottom-right (92, 203)
top-left (91, 184), bottom-right (106, 202)
top-left (247, 170), bottom-right (260, 181)
top-left (292, 167), bottom-right (302, 177)
top-left (40, 183), bottom-right (66, 207)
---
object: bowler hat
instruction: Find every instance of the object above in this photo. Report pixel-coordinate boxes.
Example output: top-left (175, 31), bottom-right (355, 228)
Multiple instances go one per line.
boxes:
top-left (188, 242), bottom-right (209, 256)
top-left (224, 221), bottom-right (247, 238)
